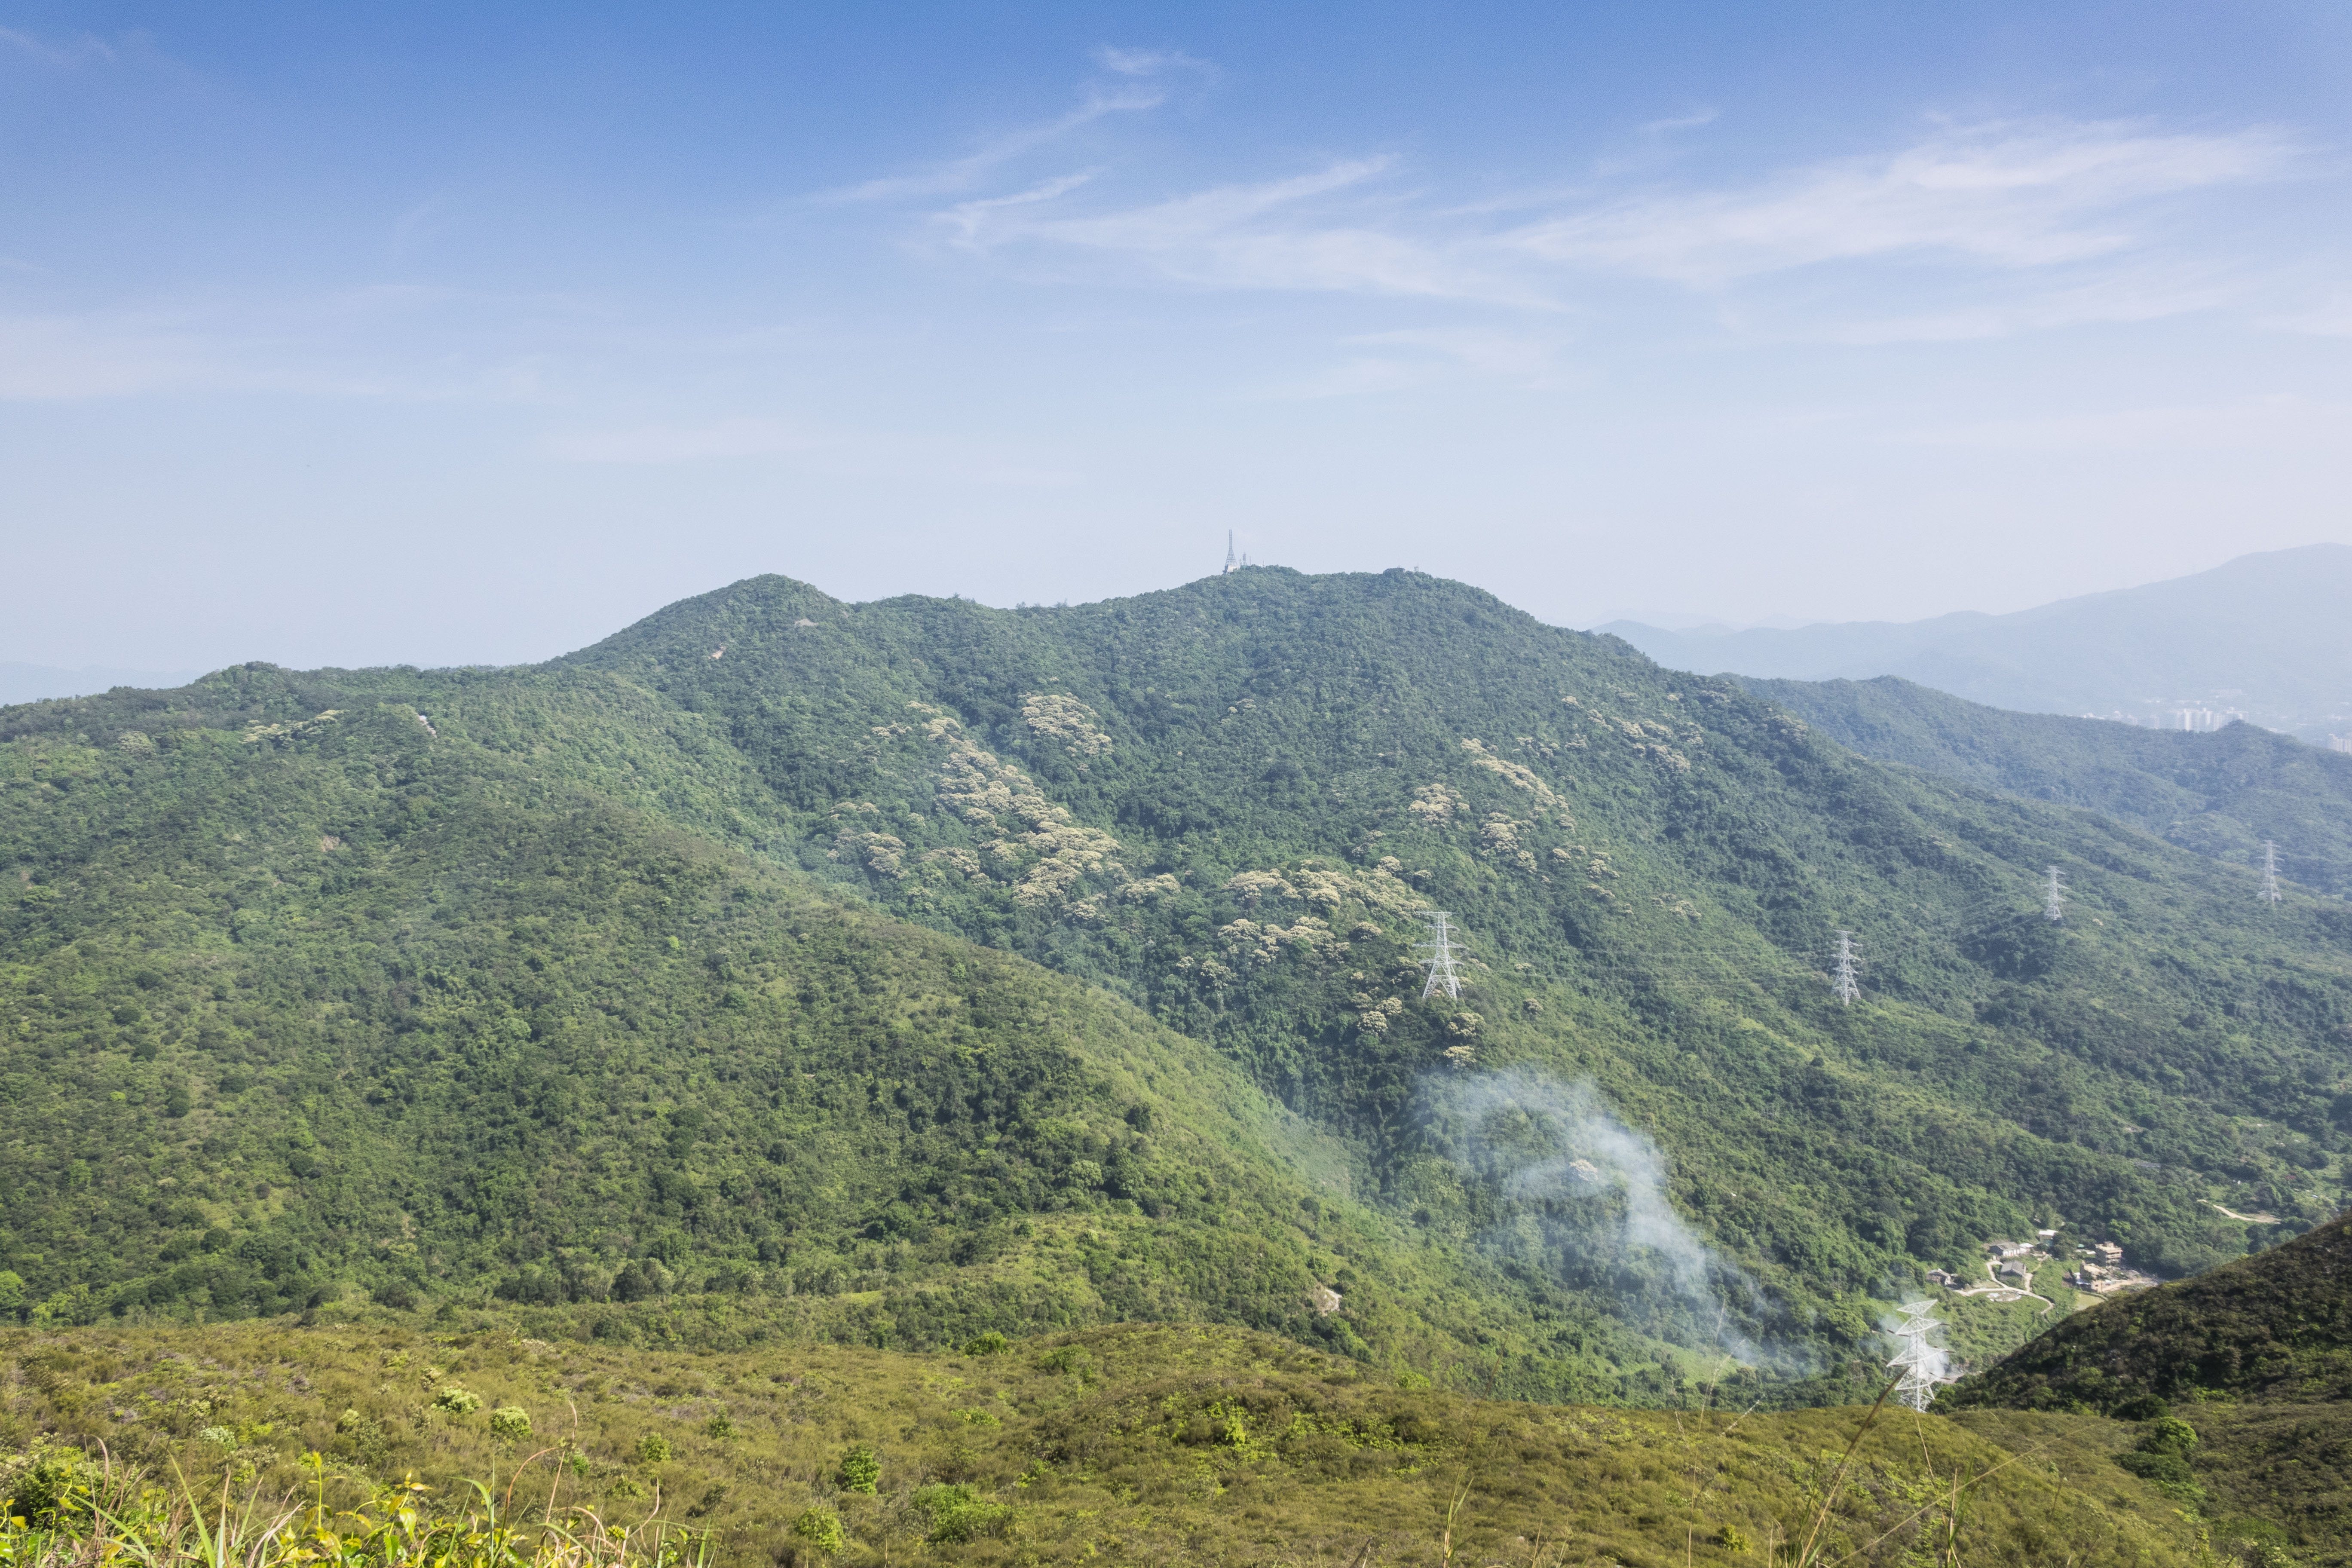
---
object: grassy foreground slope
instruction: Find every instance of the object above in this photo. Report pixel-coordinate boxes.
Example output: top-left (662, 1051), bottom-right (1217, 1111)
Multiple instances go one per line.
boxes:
top-left (0, 689), bottom-right (1619, 1383)
top-left (0, 1318), bottom-right (2201, 1568)
top-left (1746, 674), bottom-right (2352, 897)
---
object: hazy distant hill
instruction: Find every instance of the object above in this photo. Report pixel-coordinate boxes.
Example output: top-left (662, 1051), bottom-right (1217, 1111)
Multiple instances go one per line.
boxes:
top-left (1598, 545), bottom-right (2352, 742)
top-left (1744, 675), bottom-right (2352, 897)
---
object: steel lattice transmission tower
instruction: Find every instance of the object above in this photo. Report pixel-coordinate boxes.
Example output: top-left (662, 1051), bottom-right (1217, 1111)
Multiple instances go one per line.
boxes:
top-left (1416, 911), bottom-right (1466, 1001)
top-left (1886, 1301), bottom-right (1950, 1412)
top-left (2260, 841), bottom-right (2283, 906)
top-left (2044, 865), bottom-right (2067, 922)
top-left (1223, 531), bottom-right (1239, 574)
top-left (1831, 930), bottom-right (1861, 1007)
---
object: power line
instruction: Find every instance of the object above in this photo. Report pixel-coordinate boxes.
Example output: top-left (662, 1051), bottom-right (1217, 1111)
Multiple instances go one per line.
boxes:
top-left (2043, 865), bottom-right (2067, 923)
top-left (1830, 930), bottom-right (1860, 1007)
top-left (1416, 910), bottom-right (1466, 1000)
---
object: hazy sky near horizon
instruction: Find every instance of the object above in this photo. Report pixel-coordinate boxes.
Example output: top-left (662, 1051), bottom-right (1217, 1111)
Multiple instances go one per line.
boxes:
top-left (5, 2), bottom-right (2350, 672)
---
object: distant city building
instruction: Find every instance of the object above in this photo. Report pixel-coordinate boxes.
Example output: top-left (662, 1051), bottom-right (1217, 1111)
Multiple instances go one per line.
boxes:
top-left (2331, 734), bottom-right (2352, 753)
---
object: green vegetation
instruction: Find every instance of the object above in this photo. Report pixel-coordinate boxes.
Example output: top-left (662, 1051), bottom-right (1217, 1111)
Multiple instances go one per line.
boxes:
top-left (0, 1318), bottom-right (2205, 1566)
top-left (1747, 673), bottom-right (2352, 896)
top-left (1949, 1213), bottom-right (2352, 1412)
top-left (4, 567), bottom-right (2349, 1400)
top-left (1949, 1213), bottom-right (2352, 1560)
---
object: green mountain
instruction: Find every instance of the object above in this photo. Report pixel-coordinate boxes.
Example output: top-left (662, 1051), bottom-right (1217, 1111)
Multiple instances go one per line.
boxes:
top-left (4, 567), bottom-right (2349, 1405)
top-left (1742, 674), bottom-right (2352, 897)
top-left (1599, 543), bottom-right (2352, 741)
top-left (1949, 1213), bottom-right (2352, 1561)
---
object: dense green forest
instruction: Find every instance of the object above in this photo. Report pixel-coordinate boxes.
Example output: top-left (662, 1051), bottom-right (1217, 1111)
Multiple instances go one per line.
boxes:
top-left (3, 567), bottom-right (2348, 1404)
top-left (1747, 673), bottom-right (2352, 897)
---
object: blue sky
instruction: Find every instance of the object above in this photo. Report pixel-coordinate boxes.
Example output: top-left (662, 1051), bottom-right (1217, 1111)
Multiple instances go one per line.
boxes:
top-left (4, 2), bottom-right (2349, 671)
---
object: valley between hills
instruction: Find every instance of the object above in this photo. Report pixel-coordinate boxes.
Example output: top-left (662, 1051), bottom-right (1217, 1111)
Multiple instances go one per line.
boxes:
top-left (3, 566), bottom-right (2348, 1564)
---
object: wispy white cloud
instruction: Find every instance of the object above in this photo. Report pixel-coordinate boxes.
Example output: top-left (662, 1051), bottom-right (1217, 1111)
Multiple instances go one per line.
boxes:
top-left (1509, 119), bottom-right (2296, 284)
top-left (944, 158), bottom-right (1549, 304)
top-left (907, 113), bottom-right (2302, 339)
top-left (0, 26), bottom-right (119, 67)
top-left (819, 48), bottom-right (1206, 205)
top-left (1093, 45), bottom-right (1210, 78)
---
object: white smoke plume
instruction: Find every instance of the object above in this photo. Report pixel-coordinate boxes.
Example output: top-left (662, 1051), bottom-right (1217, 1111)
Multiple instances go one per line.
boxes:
top-left (1416, 1067), bottom-right (1771, 1363)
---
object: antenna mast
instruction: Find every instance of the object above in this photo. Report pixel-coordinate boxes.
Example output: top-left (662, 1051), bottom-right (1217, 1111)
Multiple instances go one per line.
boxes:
top-left (1223, 531), bottom-right (1238, 574)
top-left (2043, 865), bottom-right (2067, 922)
top-left (1416, 911), bottom-right (1465, 1000)
top-left (2260, 841), bottom-right (2282, 906)
top-left (1831, 930), bottom-right (1860, 1007)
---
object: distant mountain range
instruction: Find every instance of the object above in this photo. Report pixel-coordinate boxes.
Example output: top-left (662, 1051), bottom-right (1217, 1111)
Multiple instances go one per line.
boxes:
top-left (1745, 675), bottom-right (2352, 898)
top-left (0, 663), bottom-right (202, 706)
top-left (1597, 545), bottom-right (2352, 744)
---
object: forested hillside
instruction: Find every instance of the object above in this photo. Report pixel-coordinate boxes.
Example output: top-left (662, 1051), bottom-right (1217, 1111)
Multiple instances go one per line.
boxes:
top-left (1745, 674), bottom-right (2352, 896)
top-left (4, 567), bottom-right (2349, 1403)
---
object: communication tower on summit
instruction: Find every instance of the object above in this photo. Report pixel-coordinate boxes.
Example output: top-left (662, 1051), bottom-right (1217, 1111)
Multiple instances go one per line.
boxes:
top-left (1830, 930), bottom-right (1861, 1006)
top-left (1886, 1301), bottom-right (1951, 1412)
top-left (2260, 841), bottom-right (2282, 906)
top-left (2044, 865), bottom-right (2067, 922)
top-left (1223, 532), bottom-right (1238, 574)
top-left (1416, 911), bottom-right (1465, 1000)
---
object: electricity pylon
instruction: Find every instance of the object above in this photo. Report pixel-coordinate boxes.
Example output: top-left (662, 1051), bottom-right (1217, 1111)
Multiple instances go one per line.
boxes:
top-left (1223, 531), bottom-right (1238, 574)
top-left (1416, 911), bottom-right (1465, 1000)
top-left (1886, 1301), bottom-right (1949, 1412)
top-left (2260, 841), bottom-right (2282, 906)
top-left (1831, 930), bottom-right (1860, 1006)
top-left (2044, 865), bottom-right (2067, 922)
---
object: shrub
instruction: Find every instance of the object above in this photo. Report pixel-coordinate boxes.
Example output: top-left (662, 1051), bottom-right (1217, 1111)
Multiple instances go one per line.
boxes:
top-left (961, 1332), bottom-right (1009, 1357)
top-left (835, 1444), bottom-right (879, 1494)
top-left (432, 1386), bottom-right (481, 1415)
top-left (912, 1482), bottom-right (1014, 1543)
top-left (488, 1407), bottom-right (532, 1446)
top-left (635, 1433), bottom-right (671, 1465)
top-left (703, 1415), bottom-right (735, 1440)
top-left (790, 1507), bottom-right (845, 1555)
top-left (1, 1444), bottom-right (121, 1528)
